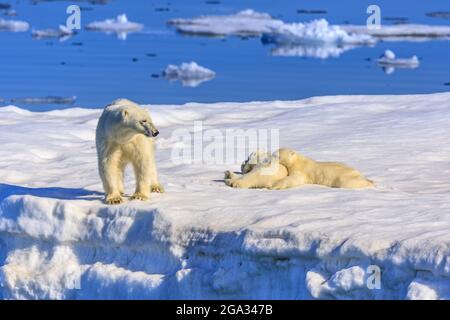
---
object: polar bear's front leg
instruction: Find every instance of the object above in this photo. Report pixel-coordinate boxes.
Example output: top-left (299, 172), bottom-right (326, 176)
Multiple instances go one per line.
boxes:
top-left (100, 148), bottom-right (124, 205)
top-left (148, 142), bottom-right (164, 193)
top-left (270, 173), bottom-right (306, 190)
top-left (131, 154), bottom-right (151, 201)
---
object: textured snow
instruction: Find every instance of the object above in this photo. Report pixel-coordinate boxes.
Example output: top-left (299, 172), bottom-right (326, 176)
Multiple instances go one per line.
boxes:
top-left (86, 14), bottom-right (143, 40)
top-left (163, 62), bottom-right (216, 87)
top-left (0, 18), bottom-right (29, 32)
top-left (1, 93), bottom-right (450, 299)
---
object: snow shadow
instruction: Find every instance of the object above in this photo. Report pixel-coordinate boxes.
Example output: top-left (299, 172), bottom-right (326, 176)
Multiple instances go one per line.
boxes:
top-left (0, 183), bottom-right (103, 202)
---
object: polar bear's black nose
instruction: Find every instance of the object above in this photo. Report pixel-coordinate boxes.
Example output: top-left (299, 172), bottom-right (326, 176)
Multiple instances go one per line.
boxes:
top-left (153, 130), bottom-right (159, 137)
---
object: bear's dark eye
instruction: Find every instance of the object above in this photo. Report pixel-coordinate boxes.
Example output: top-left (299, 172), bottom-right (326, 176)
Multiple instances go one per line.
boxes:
top-left (141, 120), bottom-right (147, 123)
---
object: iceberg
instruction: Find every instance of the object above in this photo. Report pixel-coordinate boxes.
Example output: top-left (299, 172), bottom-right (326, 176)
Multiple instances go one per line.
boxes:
top-left (377, 50), bottom-right (420, 74)
top-left (32, 25), bottom-right (75, 41)
top-left (0, 18), bottom-right (29, 32)
top-left (341, 24), bottom-right (450, 41)
top-left (86, 14), bottom-right (143, 40)
top-left (163, 62), bottom-right (216, 87)
top-left (168, 9), bottom-right (281, 37)
top-left (262, 19), bottom-right (375, 46)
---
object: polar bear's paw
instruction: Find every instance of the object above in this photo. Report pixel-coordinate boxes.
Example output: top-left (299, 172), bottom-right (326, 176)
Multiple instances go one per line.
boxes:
top-left (151, 184), bottom-right (165, 193)
top-left (130, 192), bottom-right (150, 201)
top-left (224, 170), bottom-right (238, 180)
top-left (227, 179), bottom-right (249, 189)
top-left (105, 194), bottom-right (124, 205)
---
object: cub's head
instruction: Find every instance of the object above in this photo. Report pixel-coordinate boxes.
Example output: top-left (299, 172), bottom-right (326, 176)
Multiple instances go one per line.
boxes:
top-left (274, 148), bottom-right (299, 167)
top-left (113, 99), bottom-right (159, 138)
top-left (241, 150), bottom-right (272, 174)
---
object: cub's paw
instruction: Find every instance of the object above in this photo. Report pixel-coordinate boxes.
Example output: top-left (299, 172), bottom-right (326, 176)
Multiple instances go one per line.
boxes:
top-left (224, 170), bottom-right (233, 179)
top-left (228, 179), bottom-right (249, 189)
top-left (105, 194), bottom-right (123, 205)
top-left (130, 192), bottom-right (150, 201)
top-left (270, 182), bottom-right (288, 190)
top-left (151, 184), bottom-right (165, 193)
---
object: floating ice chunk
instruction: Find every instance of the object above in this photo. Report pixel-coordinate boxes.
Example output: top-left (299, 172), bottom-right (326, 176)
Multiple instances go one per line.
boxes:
top-left (262, 19), bottom-right (375, 46)
top-left (168, 9), bottom-right (282, 36)
top-left (86, 14), bottom-right (143, 40)
top-left (269, 44), bottom-right (356, 59)
top-left (377, 49), bottom-right (420, 74)
top-left (0, 18), bottom-right (29, 32)
top-left (341, 24), bottom-right (450, 40)
top-left (10, 96), bottom-right (77, 105)
top-left (32, 25), bottom-right (75, 41)
top-left (163, 62), bottom-right (215, 87)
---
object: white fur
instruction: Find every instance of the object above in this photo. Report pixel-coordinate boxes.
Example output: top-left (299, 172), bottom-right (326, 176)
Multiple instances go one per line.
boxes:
top-left (95, 99), bottom-right (163, 204)
top-left (225, 148), bottom-right (373, 190)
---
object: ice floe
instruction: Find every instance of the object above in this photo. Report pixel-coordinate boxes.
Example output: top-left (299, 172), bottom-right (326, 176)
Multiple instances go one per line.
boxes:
top-left (0, 18), bottom-right (29, 32)
top-left (1, 92), bottom-right (450, 299)
top-left (168, 9), bottom-right (281, 36)
top-left (341, 24), bottom-right (450, 41)
top-left (377, 49), bottom-right (420, 74)
top-left (32, 25), bottom-right (75, 41)
top-left (10, 96), bottom-right (77, 105)
top-left (163, 62), bottom-right (216, 87)
top-left (86, 14), bottom-right (143, 40)
top-left (262, 19), bottom-right (375, 46)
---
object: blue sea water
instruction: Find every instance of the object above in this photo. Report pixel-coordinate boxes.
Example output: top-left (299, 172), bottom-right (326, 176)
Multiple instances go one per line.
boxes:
top-left (0, 0), bottom-right (449, 111)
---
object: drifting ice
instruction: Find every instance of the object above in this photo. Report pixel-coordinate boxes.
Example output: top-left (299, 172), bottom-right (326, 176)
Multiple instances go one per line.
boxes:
top-left (86, 14), bottom-right (143, 40)
top-left (0, 18), bottom-right (29, 32)
top-left (163, 62), bottom-right (216, 87)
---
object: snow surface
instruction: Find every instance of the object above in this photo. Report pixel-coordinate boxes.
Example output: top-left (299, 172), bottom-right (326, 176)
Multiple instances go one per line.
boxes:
top-left (163, 62), bottom-right (216, 87)
top-left (0, 18), bottom-right (29, 32)
top-left (1, 92), bottom-right (450, 299)
top-left (86, 14), bottom-right (143, 40)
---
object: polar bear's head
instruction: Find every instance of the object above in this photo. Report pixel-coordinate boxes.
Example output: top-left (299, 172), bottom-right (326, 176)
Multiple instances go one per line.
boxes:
top-left (275, 148), bottom-right (299, 167)
top-left (241, 150), bottom-right (272, 174)
top-left (108, 98), bottom-right (159, 139)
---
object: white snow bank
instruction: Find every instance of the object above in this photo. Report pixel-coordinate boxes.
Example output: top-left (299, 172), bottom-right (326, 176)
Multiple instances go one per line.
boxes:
top-left (86, 14), bottom-right (143, 40)
top-left (0, 18), bottom-right (29, 32)
top-left (163, 62), bottom-right (215, 87)
top-left (1, 92), bottom-right (450, 299)
top-left (377, 50), bottom-right (420, 74)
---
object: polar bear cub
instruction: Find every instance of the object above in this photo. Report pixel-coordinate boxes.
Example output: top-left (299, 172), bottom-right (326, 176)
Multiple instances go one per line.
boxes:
top-left (224, 150), bottom-right (289, 189)
top-left (269, 148), bottom-right (374, 189)
top-left (96, 98), bottom-right (164, 204)
top-left (225, 148), bottom-right (373, 190)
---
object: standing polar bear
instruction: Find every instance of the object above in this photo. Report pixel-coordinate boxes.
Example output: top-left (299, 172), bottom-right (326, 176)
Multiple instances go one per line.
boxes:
top-left (96, 99), bottom-right (164, 204)
top-left (225, 148), bottom-right (373, 190)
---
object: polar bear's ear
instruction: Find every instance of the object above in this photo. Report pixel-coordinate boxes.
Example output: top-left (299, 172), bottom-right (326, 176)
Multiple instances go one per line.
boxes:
top-left (121, 109), bottom-right (129, 118)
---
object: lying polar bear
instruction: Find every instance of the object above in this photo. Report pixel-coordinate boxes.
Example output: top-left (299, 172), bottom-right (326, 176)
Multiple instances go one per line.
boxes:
top-left (96, 99), bottom-right (164, 204)
top-left (225, 148), bottom-right (373, 190)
